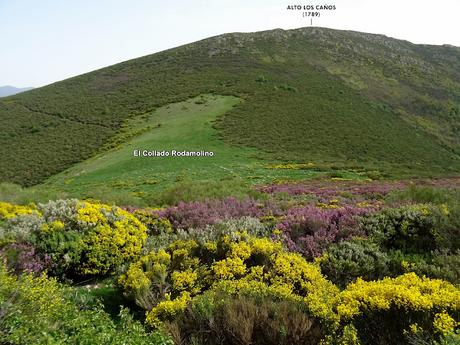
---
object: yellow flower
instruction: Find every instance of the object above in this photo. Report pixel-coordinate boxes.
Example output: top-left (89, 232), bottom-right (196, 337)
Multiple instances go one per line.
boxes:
top-left (212, 257), bottom-right (247, 279)
top-left (171, 269), bottom-right (198, 292)
top-left (145, 292), bottom-right (190, 328)
top-left (77, 202), bottom-right (106, 224)
top-left (250, 237), bottom-right (282, 257)
top-left (229, 241), bottom-right (251, 260)
top-left (433, 312), bottom-right (457, 335)
top-left (0, 201), bottom-right (37, 219)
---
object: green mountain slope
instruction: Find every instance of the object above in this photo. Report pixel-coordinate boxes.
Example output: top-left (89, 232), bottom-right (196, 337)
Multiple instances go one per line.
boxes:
top-left (1, 27), bottom-right (460, 187)
top-left (42, 95), bottom-right (336, 203)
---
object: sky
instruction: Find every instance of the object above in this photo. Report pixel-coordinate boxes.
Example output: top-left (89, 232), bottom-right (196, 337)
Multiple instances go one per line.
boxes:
top-left (1, 0), bottom-right (459, 87)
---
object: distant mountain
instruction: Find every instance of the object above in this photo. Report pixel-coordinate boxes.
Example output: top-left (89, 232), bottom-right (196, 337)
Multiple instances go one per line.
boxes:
top-left (0, 86), bottom-right (34, 97)
top-left (1, 27), bottom-right (460, 187)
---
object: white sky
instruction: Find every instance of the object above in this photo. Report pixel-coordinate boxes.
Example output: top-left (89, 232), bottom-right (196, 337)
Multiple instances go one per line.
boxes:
top-left (1, 0), bottom-right (459, 87)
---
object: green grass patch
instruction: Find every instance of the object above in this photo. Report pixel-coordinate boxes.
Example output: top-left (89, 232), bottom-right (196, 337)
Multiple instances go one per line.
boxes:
top-left (37, 95), bottom-right (354, 205)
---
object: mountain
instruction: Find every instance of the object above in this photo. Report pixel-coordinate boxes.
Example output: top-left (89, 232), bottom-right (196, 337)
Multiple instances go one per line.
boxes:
top-left (1, 27), bottom-right (460, 189)
top-left (0, 86), bottom-right (34, 97)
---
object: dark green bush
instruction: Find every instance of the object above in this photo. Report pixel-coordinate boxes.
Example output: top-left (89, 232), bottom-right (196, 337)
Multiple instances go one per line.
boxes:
top-left (414, 251), bottom-right (460, 284)
top-left (388, 250), bottom-right (460, 285)
top-left (320, 238), bottom-right (390, 287)
top-left (166, 291), bottom-right (324, 345)
top-left (362, 203), bottom-right (460, 255)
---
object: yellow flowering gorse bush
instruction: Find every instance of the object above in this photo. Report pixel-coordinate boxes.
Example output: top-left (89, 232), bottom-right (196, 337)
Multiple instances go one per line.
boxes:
top-left (337, 273), bottom-right (460, 320)
top-left (119, 233), bottom-right (339, 328)
top-left (1, 200), bottom-right (148, 276)
top-left (0, 201), bottom-right (37, 220)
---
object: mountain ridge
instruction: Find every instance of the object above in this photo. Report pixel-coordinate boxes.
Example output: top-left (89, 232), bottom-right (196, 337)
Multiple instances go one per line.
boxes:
top-left (0, 85), bottom-right (34, 98)
top-left (1, 26), bottom-right (460, 187)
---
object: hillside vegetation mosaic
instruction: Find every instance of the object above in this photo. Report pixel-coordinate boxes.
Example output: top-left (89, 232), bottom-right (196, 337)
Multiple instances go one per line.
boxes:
top-left (1, 27), bottom-right (460, 345)
top-left (2, 27), bottom-right (460, 188)
top-left (1, 179), bottom-right (460, 344)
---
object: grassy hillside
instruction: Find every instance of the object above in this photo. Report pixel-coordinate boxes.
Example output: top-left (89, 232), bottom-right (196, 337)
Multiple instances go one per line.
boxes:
top-left (1, 27), bottom-right (460, 187)
top-left (40, 95), bottom-right (369, 205)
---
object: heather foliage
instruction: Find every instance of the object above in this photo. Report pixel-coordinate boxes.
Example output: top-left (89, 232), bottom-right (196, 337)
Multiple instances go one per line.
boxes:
top-left (276, 206), bottom-right (369, 259)
top-left (259, 180), bottom-right (406, 200)
top-left (167, 292), bottom-right (324, 345)
top-left (0, 243), bottom-right (51, 275)
top-left (160, 197), bottom-right (280, 230)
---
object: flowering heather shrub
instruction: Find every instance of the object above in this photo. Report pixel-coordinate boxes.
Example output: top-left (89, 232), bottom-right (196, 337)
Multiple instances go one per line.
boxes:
top-left (276, 206), bottom-right (370, 259)
top-left (160, 197), bottom-right (281, 230)
top-left (258, 180), bottom-right (407, 199)
top-left (0, 243), bottom-right (51, 275)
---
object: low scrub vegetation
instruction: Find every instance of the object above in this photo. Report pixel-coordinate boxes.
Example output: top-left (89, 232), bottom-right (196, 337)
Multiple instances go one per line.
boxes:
top-left (1, 181), bottom-right (459, 344)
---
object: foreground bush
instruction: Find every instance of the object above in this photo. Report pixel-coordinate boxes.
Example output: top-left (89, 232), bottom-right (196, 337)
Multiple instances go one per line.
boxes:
top-left (166, 292), bottom-right (324, 345)
top-left (337, 273), bottom-right (460, 345)
top-left (118, 233), bottom-right (339, 328)
top-left (0, 199), bottom-right (148, 277)
top-left (0, 264), bottom-right (172, 345)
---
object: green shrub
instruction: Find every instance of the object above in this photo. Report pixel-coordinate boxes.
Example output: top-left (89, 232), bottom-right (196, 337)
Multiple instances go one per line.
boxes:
top-left (389, 250), bottom-right (460, 285)
top-left (167, 292), bottom-right (324, 345)
top-left (415, 251), bottom-right (460, 285)
top-left (142, 216), bottom-right (272, 252)
top-left (361, 204), bottom-right (445, 253)
top-left (0, 263), bottom-right (172, 345)
top-left (431, 204), bottom-right (460, 252)
top-left (386, 185), bottom-right (460, 205)
top-left (319, 238), bottom-right (390, 287)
